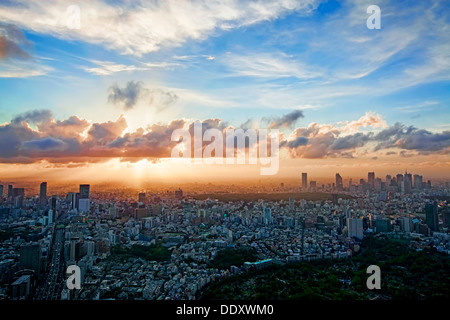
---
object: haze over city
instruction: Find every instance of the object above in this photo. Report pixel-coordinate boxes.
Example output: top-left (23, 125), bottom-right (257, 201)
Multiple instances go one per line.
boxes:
top-left (0, 0), bottom-right (449, 307)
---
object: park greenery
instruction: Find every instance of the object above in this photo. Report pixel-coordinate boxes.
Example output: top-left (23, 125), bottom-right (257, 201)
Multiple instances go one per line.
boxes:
top-left (201, 236), bottom-right (450, 300)
top-left (110, 242), bottom-right (172, 262)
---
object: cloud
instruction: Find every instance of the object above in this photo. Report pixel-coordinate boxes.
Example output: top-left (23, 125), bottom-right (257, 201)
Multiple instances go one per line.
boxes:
top-left (0, 23), bottom-right (52, 78)
top-left (1, 110), bottom-right (449, 165)
top-left (22, 137), bottom-right (67, 151)
top-left (108, 81), bottom-right (179, 111)
top-left (266, 110), bottom-right (304, 129)
top-left (225, 52), bottom-right (321, 79)
top-left (148, 88), bottom-right (178, 112)
top-left (108, 81), bottom-right (145, 110)
top-left (82, 60), bottom-right (180, 75)
top-left (0, 0), bottom-right (319, 56)
top-left (0, 22), bottom-right (30, 60)
top-left (12, 109), bottom-right (53, 124)
top-left (374, 123), bottom-right (450, 152)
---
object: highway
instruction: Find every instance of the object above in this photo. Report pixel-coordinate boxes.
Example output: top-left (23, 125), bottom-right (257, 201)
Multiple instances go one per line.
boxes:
top-left (35, 227), bottom-right (65, 300)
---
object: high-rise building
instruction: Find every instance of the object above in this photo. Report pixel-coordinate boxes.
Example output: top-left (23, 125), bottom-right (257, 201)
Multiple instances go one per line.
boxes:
top-left (12, 188), bottom-right (25, 208)
top-left (67, 192), bottom-right (79, 210)
top-left (138, 192), bottom-right (146, 204)
top-left (347, 218), bottom-right (364, 240)
top-left (425, 202), bottom-right (439, 232)
top-left (0, 185), bottom-right (3, 197)
top-left (40, 182), bottom-right (47, 207)
top-left (368, 172), bottom-right (375, 189)
top-left (7, 185), bottom-right (13, 198)
top-left (19, 243), bottom-right (42, 275)
top-left (78, 198), bottom-right (90, 213)
top-left (386, 175), bottom-right (392, 187)
top-left (375, 218), bottom-right (391, 233)
top-left (79, 184), bottom-right (90, 199)
top-left (263, 207), bottom-right (272, 224)
top-left (404, 172), bottom-right (412, 194)
top-left (335, 173), bottom-right (343, 191)
top-left (302, 172), bottom-right (307, 190)
top-left (413, 174), bottom-right (423, 190)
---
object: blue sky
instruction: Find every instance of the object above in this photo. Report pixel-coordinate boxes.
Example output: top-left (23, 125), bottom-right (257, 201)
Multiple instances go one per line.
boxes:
top-left (0, 0), bottom-right (448, 129)
top-left (0, 0), bottom-right (449, 180)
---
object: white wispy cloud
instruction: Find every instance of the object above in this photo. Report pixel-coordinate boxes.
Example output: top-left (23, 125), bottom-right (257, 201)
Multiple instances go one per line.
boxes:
top-left (224, 52), bottom-right (322, 79)
top-left (82, 60), bottom-right (181, 75)
top-left (0, 0), bottom-right (318, 56)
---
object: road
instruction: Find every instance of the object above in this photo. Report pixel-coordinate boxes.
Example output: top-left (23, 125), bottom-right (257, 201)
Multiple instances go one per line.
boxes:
top-left (35, 227), bottom-right (65, 300)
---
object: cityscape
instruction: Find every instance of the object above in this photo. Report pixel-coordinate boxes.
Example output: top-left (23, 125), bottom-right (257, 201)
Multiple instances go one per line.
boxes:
top-left (0, 0), bottom-right (450, 306)
top-left (0, 170), bottom-right (449, 300)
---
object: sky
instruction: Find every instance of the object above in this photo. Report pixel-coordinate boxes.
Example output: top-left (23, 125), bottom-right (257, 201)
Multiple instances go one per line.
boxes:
top-left (0, 0), bottom-right (449, 184)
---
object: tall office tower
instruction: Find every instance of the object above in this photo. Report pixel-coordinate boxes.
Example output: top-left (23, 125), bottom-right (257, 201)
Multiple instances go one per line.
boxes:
top-left (385, 175), bottom-right (391, 187)
top-left (138, 192), bottom-right (146, 204)
top-left (19, 243), bottom-right (42, 275)
top-left (79, 184), bottom-right (90, 199)
top-left (12, 188), bottom-right (25, 208)
top-left (396, 174), bottom-right (404, 183)
top-left (302, 172), bottom-right (307, 190)
top-left (335, 173), bottom-right (343, 191)
top-left (40, 182), bottom-right (47, 207)
top-left (347, 218), bottom-right (364, 240)
top-left (7, 185), bottom-right (13, 198)
top-left (51, 195), bottom-right (57, 211)
top-left (0, 185), bottom-right (3, 197)
top-left (443, 207), bottom-right (450, 228)
top-left (413, 174), bottom-right (423, 190)
top-left (425, 202), bottom-right (439, 232)
top-left (404, 172), bottom-right (412, 194)
top-left (263, 207), bottom-right (272, 224)
top-left (368, 172), bottom-right (375, 189)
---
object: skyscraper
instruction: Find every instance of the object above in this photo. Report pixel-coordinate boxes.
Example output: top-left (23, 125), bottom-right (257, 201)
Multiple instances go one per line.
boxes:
top-left (368, 172), bottom-right (375, 189)
top-left (40, 182), bottom-right (47, 207)
top-left (301, 172), bottom-right (307, 190)
top-left (404, 172), bottom-right (412, 194)
top-left (79, 184), bottom-right (90, 199)
top-left (347, 218), bottom-right (364, 240)
top-left (425, 202), bottom-right (439, 232)
top-left (335, 173), bottom-right (343, 191)
top-left (413, 174), bottom-right (423, 190)
top-left (19, 243), bottom-right (42, 275)
top-left (263, 207), bottom-right (272, 224)
top-left (138, 192), bottom-right (146, 203)
top-left (0, 185), bottom-right (3, 197)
